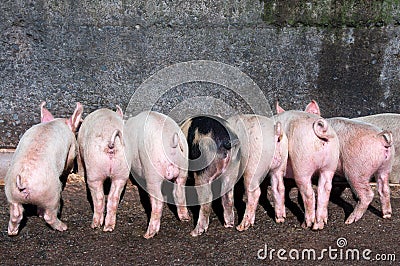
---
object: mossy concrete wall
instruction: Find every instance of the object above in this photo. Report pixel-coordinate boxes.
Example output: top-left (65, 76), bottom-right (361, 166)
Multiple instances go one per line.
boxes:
top-left (1, 1), bottom-right (400, 147)
top-left (262, 0), bottom-right (400, 27)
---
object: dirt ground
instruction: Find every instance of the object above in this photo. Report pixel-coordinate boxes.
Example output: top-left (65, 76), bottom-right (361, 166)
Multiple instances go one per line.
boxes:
top-left (0, 175), bottom-right (399, 266)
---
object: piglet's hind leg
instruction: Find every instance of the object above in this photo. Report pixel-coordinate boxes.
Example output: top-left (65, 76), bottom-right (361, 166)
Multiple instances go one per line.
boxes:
top-left (104, 179), bottom-right (127, 232)
top-left (313, 170), bottom-right (334, 230)
top-left (191, 181), bottom-right (212, 237)
top-left (221, 175), bottom-right (235, 228)
top-left (144, 178), bottom-right (164, 239)
top-left (88, 180), bottom-right (106, 229)
top-left (376, 171), bottom-right (392, 219)
top-left (174, 174), bottom-right (190, 222)
top-left (345, 176), bottom-right (374, 224)
top-left (44, 206), bottom-right (67, 232)
top-left (8, 203), bottom-right (24, 236)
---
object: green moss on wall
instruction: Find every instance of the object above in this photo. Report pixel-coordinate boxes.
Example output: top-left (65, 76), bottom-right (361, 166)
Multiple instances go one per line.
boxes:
top-left (261, 0), bottom-right (400, 27)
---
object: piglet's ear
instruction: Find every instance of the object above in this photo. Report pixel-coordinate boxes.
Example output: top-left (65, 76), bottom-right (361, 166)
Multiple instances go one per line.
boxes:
top-left (67, 102), bottom-right (84, 132)
top-left (40, 102), bottom-right (55, 123)
top-left (305, 100), bottom-right (321, 116)
top-left (116, 105), bottom-right (123, 118)
top-left (276, 101), bottom-right (285, 114)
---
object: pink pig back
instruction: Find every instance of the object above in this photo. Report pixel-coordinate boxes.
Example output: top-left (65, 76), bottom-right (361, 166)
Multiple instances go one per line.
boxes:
top-left (275, 110), bottom-right (339, 177)
top-left (5, 119), bottom-right (76, 206)
top-left (329, 118), bottom-right (394, 176)
top-left (77, 108), bottom-right (126, 177)
top-left (125, 111), bottom-right (188, 181)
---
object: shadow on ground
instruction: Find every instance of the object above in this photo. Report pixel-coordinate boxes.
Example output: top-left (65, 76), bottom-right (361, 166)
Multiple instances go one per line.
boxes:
top-left (0, 175), bottom-right (398, 265)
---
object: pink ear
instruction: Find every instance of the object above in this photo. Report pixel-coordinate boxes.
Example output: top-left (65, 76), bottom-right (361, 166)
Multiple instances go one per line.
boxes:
top-left (40, 102), bottom-right (55, 123)
top-left (67, 102), bottom-right (84, 132)
top-left (276, 101), bottom-right (285, 114)
top-left (304, 100), bottom-right (321, 115)
top-left (116, 105), bottom-right (123, 117)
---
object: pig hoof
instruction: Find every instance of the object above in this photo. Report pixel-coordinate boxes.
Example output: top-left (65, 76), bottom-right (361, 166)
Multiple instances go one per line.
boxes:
top-left (236, 221), bottom-right (252, 232)
top-left (190, 227), bottom-right (206, 237)
top-left (37, 208), bottom-right (45, 217)
top-left (301, 221), bottom-right (312, 229)
top-left (91, 221), bottom-right (103, 229)
top-left (345, 213), bottom-right (362, 224)
top-left (7, 228), bottom-right (19, 236)
top-left (275, 217), bottom-right (285, 223)
top-left (178, 213), bottom-right (191, 222)
top-left (312, 221), bottom-right (325, 230)
top-left (103, 225), bottom-right (115, 232)
top-left (224, 222), bottom-right (234, 228)
top-left (59, 222), bottom-right (68, 231)
top-left (143, 230), bottom-right (158, 239)
top-left (8, 222), bottom-right (20, 236)
top-left (345, 219), bottom-right (354, 225)
top-left (224, 216), bottom-right (235, 228)
top-left (53, 222), bottom-right (68, 232)
top-left (383, 214), bottom-right (391, 219)
top-left (236, 214), bottom-right (254, 231)
top-left (91, 224), bottom-right (100, 229)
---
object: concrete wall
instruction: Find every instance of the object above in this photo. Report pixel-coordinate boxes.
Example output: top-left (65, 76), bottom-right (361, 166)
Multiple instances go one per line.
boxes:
top-left (1, 0), bottom-right (400, 147)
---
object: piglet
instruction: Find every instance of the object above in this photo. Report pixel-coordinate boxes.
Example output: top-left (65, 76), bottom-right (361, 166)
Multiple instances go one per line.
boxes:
top-left (77, 106), bottom-right (130, 232)
top-left (275, 101), bottom-right (340, 230)
top-left (180, 115), bottom-right (241, 236)
top-left (227, 114), bottom-right (288, 231)
top-left (5, 102), bottom-right (83, 235)
top-left (124, 111), bottom-right (190, 239)
top-left (353, 113), bottom-right (400, 184)
top-left (327, 117), bottom-right (394, 224)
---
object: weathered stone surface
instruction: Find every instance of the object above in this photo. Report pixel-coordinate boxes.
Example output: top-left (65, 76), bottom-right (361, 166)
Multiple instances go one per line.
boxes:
top-left (261, 0), bottom-right (400, 27)
top-left (1, 1), bottom-right (400, 147)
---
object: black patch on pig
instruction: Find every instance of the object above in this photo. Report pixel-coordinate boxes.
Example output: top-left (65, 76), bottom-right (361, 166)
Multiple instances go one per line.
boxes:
top-left (186, 116), bottom-right (236, 174)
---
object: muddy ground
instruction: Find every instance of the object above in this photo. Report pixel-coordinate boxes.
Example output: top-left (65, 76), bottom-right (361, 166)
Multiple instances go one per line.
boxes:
top-left (0, 176), bottom-right (399, 265)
